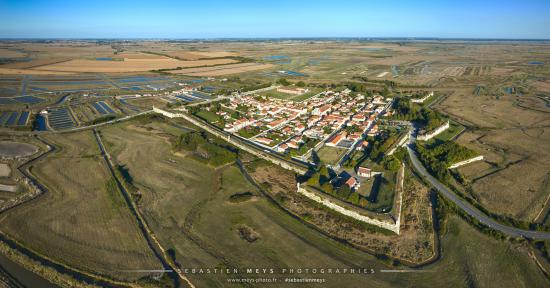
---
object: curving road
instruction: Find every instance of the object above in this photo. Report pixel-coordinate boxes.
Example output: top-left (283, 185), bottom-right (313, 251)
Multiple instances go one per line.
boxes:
top-left (406, 129), bottom-right (550, 240)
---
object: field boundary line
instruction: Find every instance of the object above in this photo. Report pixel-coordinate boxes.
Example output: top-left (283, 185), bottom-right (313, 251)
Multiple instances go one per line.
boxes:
top-left (93, 129), bottom-right (195, 288)
top-left (0, 136), bottom-right (139, 288)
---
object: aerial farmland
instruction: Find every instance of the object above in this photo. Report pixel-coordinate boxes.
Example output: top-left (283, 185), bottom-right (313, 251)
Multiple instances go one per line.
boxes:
top-left (0, 37), bottom-right (549, 288)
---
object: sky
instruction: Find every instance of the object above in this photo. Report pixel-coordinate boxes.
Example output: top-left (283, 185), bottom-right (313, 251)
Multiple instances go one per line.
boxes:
top-left (1, 0), bottom-right (549, 39)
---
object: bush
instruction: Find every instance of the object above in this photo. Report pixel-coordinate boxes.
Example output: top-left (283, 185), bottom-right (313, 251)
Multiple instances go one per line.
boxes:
top-left (174, 131), bottom-right (236, 166)
top-left (347, 192), bottom-right (360, 205)
top-left (382, 155), bottom-right (401, 171)
top-left (391, 96), bottom-right (444, 130)
top-left (277, 78), bottom-right (290, 86)
top-left (87, 115), bottom-right (116, 125)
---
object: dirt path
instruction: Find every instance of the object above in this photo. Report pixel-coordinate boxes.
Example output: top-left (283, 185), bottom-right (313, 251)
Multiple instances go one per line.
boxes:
top-left (0, 136), bottom-right (134, 288)
top-left (94, 129), bottom-right (195, 288)
top-left (177, 164), bottom-right (254, 287)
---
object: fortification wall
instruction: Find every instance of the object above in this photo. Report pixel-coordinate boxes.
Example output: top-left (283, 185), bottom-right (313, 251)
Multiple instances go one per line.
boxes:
top-left (297, 184), bottom-right (400, 234)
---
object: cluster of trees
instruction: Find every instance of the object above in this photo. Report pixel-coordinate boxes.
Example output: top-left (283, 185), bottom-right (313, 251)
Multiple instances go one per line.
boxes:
top-left (381, 147), bottom-right (407, 172)
top-left (344, 124), bottom-right (361, 134)
top-left (368, 134), bottom-right (398, 162)
top-left (86, 115), bottom-right (116, 125)
top-left (240, 82), bottom-right (272, 93)
top-left (253, 95), bottom-right (267, 102)
top-left (329, 184), bottom-right (368, 207)
top-left (534, 241), bottom-right (550, 263)
top-left (173, 132), bottom-right (236, 166)
top-left (391, 97), bottom-right (444, 130)
top-left (381, 155), bottom-right (401, 171)
top-left (213, 89), bottom-right (230, 96)
top-left (350, 76), bottom-right (398, 88)
top-left (420, 141), bottom-right (478, 166)
top-left (287, 137), bottom-right (318, 157)
top-left (344, 81), bottom-right (393, 96)
top-left (237, 126), bottom-right (262, 138)
top-left (236, 103), bottom-right (249, 113)
top-left (306, 165), bottom-right (368, 207)
top-left (188, 103), bottom-right (236, 127)
top-left (186, 105), bottom-right (204, 115)
top-left (277, 78), bottom-right (290, 86)
top-left (275, 78), bottom-right (309, 87)
top-left (362, 129), bottom-right (400, 163)
top-left (343, 131), bottom-right (398, 169)
top-left (416, 141), bottom-right (478, 182)
top-left (309, 82), bottom-right (342, 89)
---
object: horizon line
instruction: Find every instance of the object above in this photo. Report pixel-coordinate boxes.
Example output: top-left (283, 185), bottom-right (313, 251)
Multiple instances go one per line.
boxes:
top-left (1, 36), bottom-right (550, 41)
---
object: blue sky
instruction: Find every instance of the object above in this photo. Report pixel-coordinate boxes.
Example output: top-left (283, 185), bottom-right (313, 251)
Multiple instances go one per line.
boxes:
top-left (1, 0), bottom-right (549, 39)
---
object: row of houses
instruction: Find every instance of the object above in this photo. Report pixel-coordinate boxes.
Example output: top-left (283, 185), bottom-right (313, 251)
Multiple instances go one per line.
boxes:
top-left (215, 89), bottom-right (389, 158)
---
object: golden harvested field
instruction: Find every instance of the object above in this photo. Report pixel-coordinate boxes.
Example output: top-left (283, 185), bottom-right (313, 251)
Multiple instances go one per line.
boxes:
top-left (0, 67), bottom-right (75, 75)
top-left (1, 58), bottom-right (72, 69)
top-left (457, 128), bottom-right (550, 221)
top-left (31, 57), bottom-right (238, 73)
top-left (168, 62), bottom-right (273, 76)
top-left (437, 88), bottom-right (549, 128)
top-left (437, 86), bottom-right (550, 222)
top-left (456, 160), bottom-right (494, 180)
top-left (358, 44), bottom-right (424, 52)
top-left (8, 43), bottom-right (114, 58)
top-left (166, 51), bottom-right (237, 60)
top-left (0, 131), bottom-right (162, 281)
top-left (117, 52), bottom-right (164, 59)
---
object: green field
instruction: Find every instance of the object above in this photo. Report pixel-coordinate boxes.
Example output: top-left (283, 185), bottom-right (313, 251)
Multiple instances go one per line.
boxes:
top-left (194, 110), bottom-right (224, 128)
top-left (433, 119), bottom-right (465, 142)
top-left (317, 145), bottom-right (348, 165)
top-left (99, 118), bottom-right (548, 287)
top-left (419, 92), bottom-right (443, 107)
top-left (0, 131), bottom-right (162, 282)
top-left (355, 172), bottom-right (396, 212)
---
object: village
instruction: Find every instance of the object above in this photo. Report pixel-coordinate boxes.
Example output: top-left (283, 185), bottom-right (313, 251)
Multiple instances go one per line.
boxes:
top-left (187, 85), bottom-right (400, 207)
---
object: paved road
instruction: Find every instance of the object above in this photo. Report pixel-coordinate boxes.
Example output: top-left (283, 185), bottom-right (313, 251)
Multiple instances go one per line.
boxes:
top-left (406, 128), bottom-right (550, 240)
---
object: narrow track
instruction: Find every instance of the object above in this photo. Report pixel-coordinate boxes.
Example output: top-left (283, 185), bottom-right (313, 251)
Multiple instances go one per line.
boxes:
top-left (93, 129), bottom-right (195, 288)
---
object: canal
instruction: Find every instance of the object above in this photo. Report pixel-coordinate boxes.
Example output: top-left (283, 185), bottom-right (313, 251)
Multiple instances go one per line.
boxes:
top-left (0, 252), bottom-right (58, 288)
